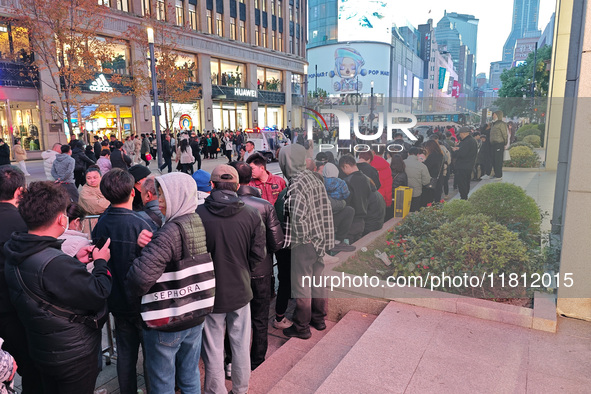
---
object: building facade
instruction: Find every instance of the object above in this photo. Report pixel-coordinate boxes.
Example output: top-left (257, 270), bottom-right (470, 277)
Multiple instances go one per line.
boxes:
top-left (0, 0), bottom-right (308, 158)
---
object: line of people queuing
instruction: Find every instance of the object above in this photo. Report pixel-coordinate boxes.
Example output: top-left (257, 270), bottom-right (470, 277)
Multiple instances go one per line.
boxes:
top-left (0, 140), bottom-right (339, 393)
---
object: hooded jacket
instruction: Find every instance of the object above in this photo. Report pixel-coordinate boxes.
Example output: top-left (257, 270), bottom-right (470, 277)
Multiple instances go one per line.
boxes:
top-left (41, 149), bottom-right (58, 180)
top-left (72, 146), bottom-right (94, 172)
top-left (126, 172), bottom-right (212, 331)
top-left (237, 186), bottom-right (284, 277)
top-left (196, 189), bottom-right (266, 313)
top-left (51, 153), bottom-right (75, 184)
top-left (110, 148), bottom-right (131, 170)
top-left (3, 233), bottom-right (111, 366)
top-left (278, 143), bottom-right (307, 180)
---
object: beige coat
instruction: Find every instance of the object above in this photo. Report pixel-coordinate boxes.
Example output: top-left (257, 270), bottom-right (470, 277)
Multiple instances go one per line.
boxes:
top-left (14, 144), bottom-right (26, 161)
top-left (78, 184), bottom-right (110, 215)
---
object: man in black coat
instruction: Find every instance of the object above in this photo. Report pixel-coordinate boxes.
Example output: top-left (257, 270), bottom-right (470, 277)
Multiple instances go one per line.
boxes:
top-left (339, 154), bottom-right (372, 243)
top-left (93, 136), bottom-right (102, 160)
top-left (4, 181), bottom-right (111, 393)
top-left (110, 141), bottom-right (132, 170)
top-left (0, 139), bottom-right (10, 165)
top-left (158, 134), bottom-right (173, 173)
top-left (190, 135), bottom-right (201, 171)
top-left (452, 127), bottom-right (478, 200)
top-left (0, 166), bottom-right (43, 393)
top-left (231, 161), bottom-right (284, 370)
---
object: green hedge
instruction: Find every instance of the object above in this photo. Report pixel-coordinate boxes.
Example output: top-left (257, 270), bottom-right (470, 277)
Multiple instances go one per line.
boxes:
top-left (523, 135), bottom-right (541, 148)
top-left (505, 146), bottom-right (540, 168)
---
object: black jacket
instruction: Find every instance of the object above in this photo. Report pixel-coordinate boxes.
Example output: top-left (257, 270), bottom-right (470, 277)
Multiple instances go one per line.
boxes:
top-left (110, 148), bottom-right (131, 170)
top-left (0, 203), bottom-right (27, 314)
top-left (391, 138), bottom-right (411, 160)
top-left (161, 139), bottom-right (172, 159)
top-left (357, 162), bottom-right (381, 190)
top-left (237, 186), bottom-right (284, 277)
top-left (3, 233), bottom-right (111, 366)
top-left (343, 171), bottom-right (372, 220)
top-left (94, 141), bottom-right (102, 160)
top-left (72, 146), bottom-right (95, 172)
top-left (190, 139), bottom-right (201, 160)
top-left (424, 151), bottom-right (444, 179)
top-left (196, 189), bottom-right (266, 313)
top-left (454, 134), bottom-right (479, 170)
top-left (92, 207), bottom-right (155, 317)
top-left (392, 171), bottom-right (408, 191)
top-left (0, 143), bottom-right (10, 165)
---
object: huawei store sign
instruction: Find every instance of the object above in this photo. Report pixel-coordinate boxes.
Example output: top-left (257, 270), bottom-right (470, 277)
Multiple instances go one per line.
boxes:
top-left (89, 74), bottom-right (114, 92)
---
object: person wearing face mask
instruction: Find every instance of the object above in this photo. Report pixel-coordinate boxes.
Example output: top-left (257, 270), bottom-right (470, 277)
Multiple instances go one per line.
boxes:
top-left (3, 181), bottom-right (111, 393)
top-left (58, 202), bottom-right (92, 260)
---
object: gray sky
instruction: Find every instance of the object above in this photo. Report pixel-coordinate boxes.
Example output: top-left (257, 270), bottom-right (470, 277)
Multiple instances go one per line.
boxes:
top-left (395, 0), bottom-right (556, 77)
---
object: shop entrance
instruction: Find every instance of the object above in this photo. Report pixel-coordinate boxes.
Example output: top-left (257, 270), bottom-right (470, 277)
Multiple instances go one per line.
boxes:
top-left (213, 102), bottom-right (247, 131)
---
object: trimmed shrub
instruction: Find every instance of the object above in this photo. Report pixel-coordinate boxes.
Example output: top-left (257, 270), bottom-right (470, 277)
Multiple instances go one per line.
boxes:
top-left (510, 141), bottom-right (536, 150)
top-left (516, 123), bottom-right (539, 136)
top-left (523, 135), bottom-right (541, 148)
top-left (431, 214), bottom-right (530, 275)
top-left (393, 203), bottom-right (447, 240)
top-left (468, 183), bottom-right (541, 241)
top-left (516, 129), bottom-right (542, 141)
top-left (505, 146), bottom-right (540, 168)
top-left (442, 199), bottom-right (473, 221)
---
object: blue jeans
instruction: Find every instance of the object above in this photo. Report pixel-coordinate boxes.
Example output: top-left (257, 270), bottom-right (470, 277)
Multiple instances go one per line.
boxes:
top-left (143, 324), bottom-right (204, 394)
top-left (203, 304), bottom-right (251, 394)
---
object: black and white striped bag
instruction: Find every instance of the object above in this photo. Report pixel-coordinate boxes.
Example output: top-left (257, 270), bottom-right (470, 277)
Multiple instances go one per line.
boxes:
top-left (140, 222), bottom-right (215, 331)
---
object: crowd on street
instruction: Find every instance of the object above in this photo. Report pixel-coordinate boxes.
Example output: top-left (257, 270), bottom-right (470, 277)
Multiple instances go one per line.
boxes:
top-left (0, 110), bottom-right (510, 393)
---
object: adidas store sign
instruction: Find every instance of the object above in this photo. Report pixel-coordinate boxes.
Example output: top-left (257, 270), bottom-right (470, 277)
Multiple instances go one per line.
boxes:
top-left (89, 74), bottom-right (113, 92)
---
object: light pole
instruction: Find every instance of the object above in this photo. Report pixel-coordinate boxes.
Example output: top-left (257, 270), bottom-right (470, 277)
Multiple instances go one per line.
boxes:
top-left (303, 64), bottom-right (308, 128)
top-left (147, 27), bottom-right (163, 168)
top-left (369, 80), bottom-right (374, 131)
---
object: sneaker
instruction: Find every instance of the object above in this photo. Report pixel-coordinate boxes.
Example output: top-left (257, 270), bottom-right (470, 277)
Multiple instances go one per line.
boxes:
top-left (492, 176), bottom-right (502, 181)
top-left (94, 390), bottom-right (108, 394)
top-left (273, 317), bottom-right (293, 329)
top-left (481, 175), bottom-right (490, 180)
top-left (283, 326), bottom-right (312, 340)
top-left (225, 363), bottom-right (232, 380)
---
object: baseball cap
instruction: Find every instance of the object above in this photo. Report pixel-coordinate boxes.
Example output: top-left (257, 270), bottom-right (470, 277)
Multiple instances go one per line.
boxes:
top-left (210, 164), bottom-right (239, 183)
top-left (192, 169), bottom-right (212, 192)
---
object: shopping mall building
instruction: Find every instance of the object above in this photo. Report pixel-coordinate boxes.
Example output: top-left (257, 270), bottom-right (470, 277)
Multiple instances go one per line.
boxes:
top-left (0, 0), bottom-right (307, 159)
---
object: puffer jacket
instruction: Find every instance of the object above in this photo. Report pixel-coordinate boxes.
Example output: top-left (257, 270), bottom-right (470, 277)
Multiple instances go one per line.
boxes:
top-left (490, 120), bottom-right (508, 145)
top-left (41, 149), bottom-right (58, 180)
top-left (196, 189), bottom-right (266, 313)
top-left (0, 338), bottom-right (15, 394)
top-left (125, 213), bottom-right (210, 331)
top-left (3, 233), bottom-right (111, 367)
top-left (370, 156), bottom-right (393, 207)
top-left (51, 153), bottom-right (75, 184)
top-left (324, 177), bottom-right (350, 201)
top-left (237, 186), bottom-right (284, 277)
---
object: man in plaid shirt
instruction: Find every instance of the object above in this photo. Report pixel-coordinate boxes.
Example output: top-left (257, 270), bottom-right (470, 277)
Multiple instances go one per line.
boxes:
top-left (279, 144), bottom-right (335, 339)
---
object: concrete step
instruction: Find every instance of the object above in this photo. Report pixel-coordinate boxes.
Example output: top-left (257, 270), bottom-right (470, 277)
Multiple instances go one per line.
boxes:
top-left (249, 319), bottom-right (337, 394)
top-left (267, 311), bottom-right (377, 394)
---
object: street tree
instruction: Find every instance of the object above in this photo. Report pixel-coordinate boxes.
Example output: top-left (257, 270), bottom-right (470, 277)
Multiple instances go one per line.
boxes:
top-left (12, 0), bottom-right (132, 138)
top-left (496, 45), bottom-right (552, 119)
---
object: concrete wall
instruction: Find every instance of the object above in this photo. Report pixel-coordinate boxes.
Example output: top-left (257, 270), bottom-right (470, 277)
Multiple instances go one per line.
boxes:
top-left (556, 0), bottom-right (591, 321)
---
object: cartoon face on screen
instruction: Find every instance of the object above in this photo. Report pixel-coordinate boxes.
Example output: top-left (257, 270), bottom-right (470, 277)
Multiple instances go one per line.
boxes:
top-left (329, 47), bottom-right (367, 93)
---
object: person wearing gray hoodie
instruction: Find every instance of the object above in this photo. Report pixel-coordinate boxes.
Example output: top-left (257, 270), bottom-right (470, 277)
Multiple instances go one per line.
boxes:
top-left (126, 172), bottom-right (214, 393)
top-left (51, 144), bottom-right (79, 202)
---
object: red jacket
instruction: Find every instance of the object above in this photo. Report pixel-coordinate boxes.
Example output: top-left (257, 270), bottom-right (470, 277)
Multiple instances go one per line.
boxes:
top-left (249, 171), bottom-right (286, 205)
top-left (370, 156), bottom-right (393, 207)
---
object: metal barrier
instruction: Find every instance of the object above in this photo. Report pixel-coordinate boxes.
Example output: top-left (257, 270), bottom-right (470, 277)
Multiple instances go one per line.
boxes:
top-left (84, 215), bottom-right (116, 365)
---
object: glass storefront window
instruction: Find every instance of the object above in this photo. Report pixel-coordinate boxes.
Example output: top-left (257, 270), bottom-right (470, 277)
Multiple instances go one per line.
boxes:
top-left (0, 23), bottom-right (32, 62)
top-left (0, 101), bottom-right (42, 151)
top-left (175, 53), bottom-right (198, 82)
top-left (257, 67), bottom-right (282, 91)
top-left (213, 102), bottom-right (247, 131)
top-left (291, 74), bottom-right (302, 94)
top-left (101, 40), bottom-right (130, 75)
top-left (211, 58), bottom-right (245, 87)
top-left (258, 105), bottom-right (283, 129)
top-left (66, 105), bottom-right (134, 141)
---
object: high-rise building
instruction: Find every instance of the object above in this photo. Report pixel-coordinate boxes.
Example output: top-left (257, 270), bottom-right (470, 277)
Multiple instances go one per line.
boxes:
top-left (308, 0), bottom-right (338, 49)
top-left (502, 0), bottom-right (541, 62)
top-left (439, 12), bottom-right (478, 58)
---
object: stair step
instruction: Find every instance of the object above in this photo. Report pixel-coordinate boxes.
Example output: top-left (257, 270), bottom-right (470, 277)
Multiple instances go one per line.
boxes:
top-left (249, 320), bottom-right (336, 394)
top-left (268, 311), bottom-right (377, 394)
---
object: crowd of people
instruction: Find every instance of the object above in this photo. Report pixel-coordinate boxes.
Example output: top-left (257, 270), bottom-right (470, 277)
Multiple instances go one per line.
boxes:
top-left (0, 110), bottom-right (508, 393)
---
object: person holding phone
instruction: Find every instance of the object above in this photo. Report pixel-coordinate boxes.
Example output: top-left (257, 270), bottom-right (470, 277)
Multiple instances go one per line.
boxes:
top-left (3, 181), bottom-right (112, 393)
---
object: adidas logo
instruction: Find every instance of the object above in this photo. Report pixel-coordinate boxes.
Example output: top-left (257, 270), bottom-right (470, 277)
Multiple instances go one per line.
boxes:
top-left (89, 74), bottom-right (114, 92)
